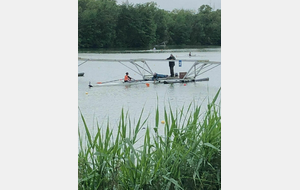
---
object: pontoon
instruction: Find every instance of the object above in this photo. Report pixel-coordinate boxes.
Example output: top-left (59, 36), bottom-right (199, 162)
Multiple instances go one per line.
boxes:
top-left (79, 58), bottom-right (220, 87)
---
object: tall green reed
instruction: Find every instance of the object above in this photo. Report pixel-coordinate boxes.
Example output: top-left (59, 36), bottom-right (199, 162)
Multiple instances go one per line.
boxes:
top-left (78, 88), bottom-right (221, 190)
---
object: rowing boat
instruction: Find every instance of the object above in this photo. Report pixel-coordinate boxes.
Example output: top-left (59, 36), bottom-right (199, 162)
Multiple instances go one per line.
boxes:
top-left (86, 58), bottom-right (220, 87)
top-left (90, 77), bottom-right (209, 87)
top-left (78, 72), bottom-right (84, 77)
top-left (92, 79), bottom-right (154, 87)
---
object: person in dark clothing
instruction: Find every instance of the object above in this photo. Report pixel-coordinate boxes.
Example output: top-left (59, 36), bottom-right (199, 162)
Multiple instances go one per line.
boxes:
top-left (166, 54), bottom-right (176, 77)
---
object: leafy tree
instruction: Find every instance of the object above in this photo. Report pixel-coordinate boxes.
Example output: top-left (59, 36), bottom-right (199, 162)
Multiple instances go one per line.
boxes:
top-left (78, 0), bottom-right (118, 48)
top-left (115, 4), bottom-right (140, 47)
top-left (167, 9), bottom-right (194, 45)
top-left (78, 2), bottom-right (221, 48)
top-left (134, 2), bottom-right (157, 47)
top-left (153, 9), bottom-right (169, 45)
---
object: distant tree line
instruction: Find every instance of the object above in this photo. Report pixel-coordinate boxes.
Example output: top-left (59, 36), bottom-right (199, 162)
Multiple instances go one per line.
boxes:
top-left (78, 0), bottom-right (221, 48)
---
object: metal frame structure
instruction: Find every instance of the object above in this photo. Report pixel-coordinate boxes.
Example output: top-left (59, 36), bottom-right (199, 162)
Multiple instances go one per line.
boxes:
top-left (81, 58), bottom-right (220, 79)
top-left (79, 58), bottom-right (220, 86)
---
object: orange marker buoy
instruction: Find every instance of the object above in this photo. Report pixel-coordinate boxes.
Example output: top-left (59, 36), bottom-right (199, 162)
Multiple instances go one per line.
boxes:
top-left (161, 120), bottom-right (165, 124)
top-left (97, 82), bottom-right (102, 84)
top-left (146, 83), bottom-right (150, 87)
top-left (184, 84), bottom-right (186, 86)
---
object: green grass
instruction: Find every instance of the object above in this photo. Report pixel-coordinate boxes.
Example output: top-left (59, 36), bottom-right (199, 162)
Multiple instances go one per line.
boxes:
top-left (78, 88), bottom-right (221, 190)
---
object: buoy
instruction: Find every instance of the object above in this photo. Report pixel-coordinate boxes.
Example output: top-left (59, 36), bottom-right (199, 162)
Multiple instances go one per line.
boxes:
top-left (97, 82), bottom-right (102, 84)
top-left (85, 92), bottom-right (88, 94)
top-left (184, 84), bottom-right (186, 86)
top-left (146, 83), bottom-right (150, 87)
top-left (161, 120), bottom-right (165, 124)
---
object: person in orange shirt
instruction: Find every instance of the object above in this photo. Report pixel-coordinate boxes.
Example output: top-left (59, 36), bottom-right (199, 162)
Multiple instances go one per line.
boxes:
top-left (124, 72), bottom-right (132, 82)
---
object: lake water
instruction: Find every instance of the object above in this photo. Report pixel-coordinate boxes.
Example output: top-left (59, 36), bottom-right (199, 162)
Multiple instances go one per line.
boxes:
top-left (78, 47), bottom-right (221, 137)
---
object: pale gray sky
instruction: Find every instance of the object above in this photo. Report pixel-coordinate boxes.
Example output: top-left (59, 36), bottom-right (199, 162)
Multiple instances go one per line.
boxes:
top-left (117, 0), bottom-right (221, 11)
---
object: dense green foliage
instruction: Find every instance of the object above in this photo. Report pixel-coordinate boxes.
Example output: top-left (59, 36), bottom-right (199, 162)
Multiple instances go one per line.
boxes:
top-left (78, 0), bottom-right (221, 48)
top-left (78, 89), bottom-right (221, 189)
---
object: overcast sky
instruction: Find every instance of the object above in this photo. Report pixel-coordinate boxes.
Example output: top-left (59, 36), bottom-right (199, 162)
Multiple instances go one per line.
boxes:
top-left (117, 0), bottom-right (221, 11)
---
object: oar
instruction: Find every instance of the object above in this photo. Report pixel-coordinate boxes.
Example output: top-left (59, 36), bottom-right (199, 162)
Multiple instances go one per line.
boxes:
top-left (78, 59), bottom-right (89, 67)
top-left (97, 79), bottom-right (123, 84)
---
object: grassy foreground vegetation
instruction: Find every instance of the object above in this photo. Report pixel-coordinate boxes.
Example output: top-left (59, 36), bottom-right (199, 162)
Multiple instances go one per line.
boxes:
top-left (78, 89), bottom-right (221, 190)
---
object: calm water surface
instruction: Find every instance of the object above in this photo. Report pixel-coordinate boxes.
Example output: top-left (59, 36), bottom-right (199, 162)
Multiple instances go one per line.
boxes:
top-left (78, 47), bottom-right (221, 138)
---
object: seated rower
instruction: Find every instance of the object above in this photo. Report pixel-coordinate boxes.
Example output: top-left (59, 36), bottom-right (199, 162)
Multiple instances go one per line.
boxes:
top-left (124, 72), bottom-right (132, 82)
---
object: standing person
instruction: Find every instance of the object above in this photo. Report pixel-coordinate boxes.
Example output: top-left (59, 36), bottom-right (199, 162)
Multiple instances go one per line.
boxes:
top-left (166, 54), bottom-right (176, 77)
top-left (124, 72), bottom-right (132, 82)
